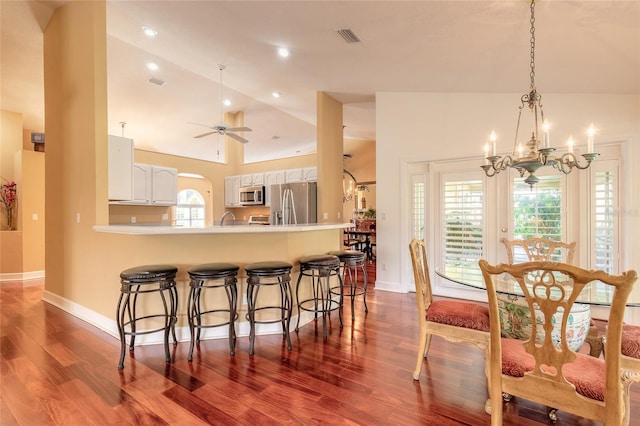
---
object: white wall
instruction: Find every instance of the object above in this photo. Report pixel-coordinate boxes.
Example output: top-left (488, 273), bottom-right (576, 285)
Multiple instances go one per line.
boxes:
top-left (375, 92), bottom-right (640, 294)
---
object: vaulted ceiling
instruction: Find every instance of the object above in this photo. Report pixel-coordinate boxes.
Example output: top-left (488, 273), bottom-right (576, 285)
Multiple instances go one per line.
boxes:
top-left (2, 1), bottom-right (639, 163)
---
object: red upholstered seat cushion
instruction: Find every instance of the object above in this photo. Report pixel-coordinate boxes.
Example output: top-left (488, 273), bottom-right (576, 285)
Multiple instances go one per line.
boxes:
top-left (621, 324), bottom-right (640, 359)
top-left (426, 301), bottom-right (490, 332)
top-left (501, 338), bottom-right (606, 401)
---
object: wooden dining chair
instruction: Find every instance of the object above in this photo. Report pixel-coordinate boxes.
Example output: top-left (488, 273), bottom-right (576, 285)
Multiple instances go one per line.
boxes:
top-left (501, 237), bottom-right (603, 357)
top-left (602, 323), bottom-right (640, 424)
top-left (479, 259), bottom-right (638, 425)
top-left (409, 239), bottom-right (490, 380)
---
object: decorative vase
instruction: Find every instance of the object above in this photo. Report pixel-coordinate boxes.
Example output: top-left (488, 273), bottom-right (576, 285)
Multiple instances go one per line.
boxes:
top-left (4, 205), bottom-right (15, 230)
top-left (497, 293), bottom-right (590, 351)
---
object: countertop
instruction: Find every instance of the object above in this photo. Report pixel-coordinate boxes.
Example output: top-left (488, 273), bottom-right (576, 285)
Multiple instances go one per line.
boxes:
top-left (93, 222), bottom-right (353, 235)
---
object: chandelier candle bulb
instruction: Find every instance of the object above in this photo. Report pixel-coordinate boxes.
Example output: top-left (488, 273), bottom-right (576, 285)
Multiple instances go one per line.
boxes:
top-left (567, 137), bottom-right (574, 154)
top-left (587, 124), bottom-right (595, 153)
top-left (543, 121), bottom-right (550, 148)
top-left (490, 131), bottom-right (497, 156)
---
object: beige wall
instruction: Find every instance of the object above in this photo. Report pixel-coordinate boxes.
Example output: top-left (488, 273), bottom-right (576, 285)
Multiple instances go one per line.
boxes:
top-left (0, 110), bottom-right (45, 276)
top-left (19, 150), bottom-right (45, 272)
top-left (316, 92), bottom-right (343, 224)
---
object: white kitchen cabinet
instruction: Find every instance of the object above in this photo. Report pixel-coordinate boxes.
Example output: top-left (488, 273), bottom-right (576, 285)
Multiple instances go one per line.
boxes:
top-left (151, 166), bottom-right (178, 205)
top-left (131, 163), bottom-right (152, 203)
top-left (108, 135), bottom-right (133, 200)
top-left (284, 168), bottom-right (304, 183)
top-left (285, 167), bottom-right (317, 183)
top-left (240, 173), bottom-right (265, 187)
top-left (225, 176), bottom-right (241, 207)
top-left (264, 170), bottom-right (286, 206)
top-left (126, 164), bottom-right (177, 205)
top-left (303, 167), bottom-right (317, 182)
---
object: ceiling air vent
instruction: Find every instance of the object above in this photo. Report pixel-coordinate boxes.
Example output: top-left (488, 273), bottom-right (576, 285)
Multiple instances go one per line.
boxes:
top-left (148, 77), bottom-right (166, 86)
top-left (337, 29), bottom-right (361, 44)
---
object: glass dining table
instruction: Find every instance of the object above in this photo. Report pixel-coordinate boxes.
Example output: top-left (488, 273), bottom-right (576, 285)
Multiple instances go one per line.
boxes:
top-left (435, 262), bottom-right (640, 307)
top-left (435, 262), bottom-right (640, 351)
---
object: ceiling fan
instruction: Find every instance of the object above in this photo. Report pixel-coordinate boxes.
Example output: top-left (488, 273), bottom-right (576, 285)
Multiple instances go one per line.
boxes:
top-left (192, 65), bottom-right (252, 144)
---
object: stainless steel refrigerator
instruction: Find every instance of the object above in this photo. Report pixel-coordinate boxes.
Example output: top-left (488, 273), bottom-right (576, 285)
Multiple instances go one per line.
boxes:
top-left (270, 182), bottom-right (317, 225)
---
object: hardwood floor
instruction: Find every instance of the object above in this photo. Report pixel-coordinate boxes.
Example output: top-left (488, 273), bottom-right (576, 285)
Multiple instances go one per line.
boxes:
top-left (1, 278), bottom-right (638, 425)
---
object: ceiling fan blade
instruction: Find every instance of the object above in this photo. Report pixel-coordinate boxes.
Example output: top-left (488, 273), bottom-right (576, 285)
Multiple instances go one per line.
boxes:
top-left (188, 121), bottom-right (212, 128)
top-left (225, 126), bottom-right (252, 132)
top-left (194, 131), bottom-right (217, 139)
top-left (226, 132), bottom-right (249, 144)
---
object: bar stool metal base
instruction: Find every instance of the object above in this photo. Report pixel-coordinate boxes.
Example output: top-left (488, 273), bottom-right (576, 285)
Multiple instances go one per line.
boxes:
top-left (116, 265), bottom-right (178, 370)
top-left (245, 261), bottom-right (294, 356)
top-left (329, 250), bottom-right (368, 320)
top-left (295, 255), bottom-right (343, 339)
top-left (187, 263), bottom-right (240, 360)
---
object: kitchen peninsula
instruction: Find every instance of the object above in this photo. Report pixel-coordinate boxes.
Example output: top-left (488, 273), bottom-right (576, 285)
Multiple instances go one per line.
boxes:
top-left (89, 222), bottom-right (352, 345)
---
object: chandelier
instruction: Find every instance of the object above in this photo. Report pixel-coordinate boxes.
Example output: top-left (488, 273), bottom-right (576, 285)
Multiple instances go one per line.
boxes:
top-left (481, 0), bottom-right (599, 188)
top-left (343, 169), bottom-right (357, 203)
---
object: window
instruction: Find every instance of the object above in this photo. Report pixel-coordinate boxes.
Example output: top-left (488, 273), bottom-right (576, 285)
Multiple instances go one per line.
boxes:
top-left (511, 174), bottom-right (564, 262)
top-left (175, 189), bottom-right (205, 227)
top-left (412, 181), bottom-right (425, 240)
top-left (412, 143), bottom-right (623, 298)
top-left (441, 176), bottom-right (484, 282)
top-left (590, 159), bottom-right (620, 274)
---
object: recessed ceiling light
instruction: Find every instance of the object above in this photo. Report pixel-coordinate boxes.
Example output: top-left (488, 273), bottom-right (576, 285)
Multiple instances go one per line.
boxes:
top-left (223, 99), bottom-right (231, 106)
top-left (146, 62), bottom-right (159, 71)
top-left (272, 91), bottom-right (281, 98)
top-left (142, 27), bottom-right (158, 37)
top-left (277, 47), bottom-right (290, 58)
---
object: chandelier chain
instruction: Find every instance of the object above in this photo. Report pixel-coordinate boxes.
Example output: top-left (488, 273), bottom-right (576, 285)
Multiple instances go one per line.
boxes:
top-left (529, 0), bottom-right (536, 90)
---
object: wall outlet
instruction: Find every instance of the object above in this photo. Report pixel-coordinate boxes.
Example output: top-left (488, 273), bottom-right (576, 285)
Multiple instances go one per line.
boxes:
top-left (131, 216), bottom-right (136, 224)
top-left (382, 263), bottom-right (387, 271)
top-left (323, 212), bottom-right (329, 220)
top-left (337, 212), bottom-right (341, 219)
top-left (76, 213), bottom-right (80, 223)
top-left (32, 213), bottom-right (38, 221)
top-left (162, 213), bottom-right (169, 220)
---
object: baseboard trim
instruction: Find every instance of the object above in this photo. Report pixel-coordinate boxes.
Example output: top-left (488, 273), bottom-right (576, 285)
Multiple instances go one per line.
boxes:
top-left (40, 290), bottom-right (319, 346)
top-left (0, 270), bottom-right (45, 282)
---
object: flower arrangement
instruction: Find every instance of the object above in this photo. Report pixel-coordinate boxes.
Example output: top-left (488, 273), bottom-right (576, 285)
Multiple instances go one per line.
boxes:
top-left (1, 179), bottom-right (17, 230)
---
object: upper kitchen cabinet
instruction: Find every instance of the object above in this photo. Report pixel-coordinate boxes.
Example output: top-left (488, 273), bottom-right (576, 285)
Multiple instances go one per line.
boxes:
top-left (151, 166), bottom-right (178, 205)
top-left (108, 134), bottom-right (178, 206)
top-left (240, 173), bottom-right (265, 187)
top-left (225, 176), bottom-right (241, 207)
top-left (108, 135), bottom-right (133, 200)
top-left (285, 167), bottom-right (317, 183)
top-left (129, 164), bottom-right (178, 205)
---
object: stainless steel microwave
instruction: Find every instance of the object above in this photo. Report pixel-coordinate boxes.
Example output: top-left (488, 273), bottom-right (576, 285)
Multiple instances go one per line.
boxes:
top-left (239, 185), bottom-right (265, 206)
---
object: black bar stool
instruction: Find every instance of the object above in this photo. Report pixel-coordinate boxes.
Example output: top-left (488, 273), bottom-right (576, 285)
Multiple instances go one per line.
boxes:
top-left (329, 250), bottom-right (369, 320)
top-left (187, 263), bottom-right (240, 360)
top-left (245, 261), bottom-right (294, 355)
top-left (116, 264), bottom-right (178, 369)
top-left (295, 254), bottom-right (342, 338)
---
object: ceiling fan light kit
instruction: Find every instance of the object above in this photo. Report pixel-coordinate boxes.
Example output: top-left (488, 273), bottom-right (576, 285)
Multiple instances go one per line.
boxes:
top-left (192, 64), bottom-right (252, 144)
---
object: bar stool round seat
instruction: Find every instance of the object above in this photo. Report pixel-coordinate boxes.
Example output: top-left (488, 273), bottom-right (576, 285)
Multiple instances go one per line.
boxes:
top-left (187, 263), bottom-right (240, 360)
top-left (295, 254), bottom-right (343, 339)
top-left (117, 264), bottom-right (178, 369)
top-left (245, 261), bottom-right (294, 355)
top-left (328, 250), bottom-right (369, 320)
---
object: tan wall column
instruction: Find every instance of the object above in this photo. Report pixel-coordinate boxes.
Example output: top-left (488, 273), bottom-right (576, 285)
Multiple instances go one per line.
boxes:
top-left (44, 1), bottom-right (108, 294)
top-left (316, 92), bottom-right (343, 223)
